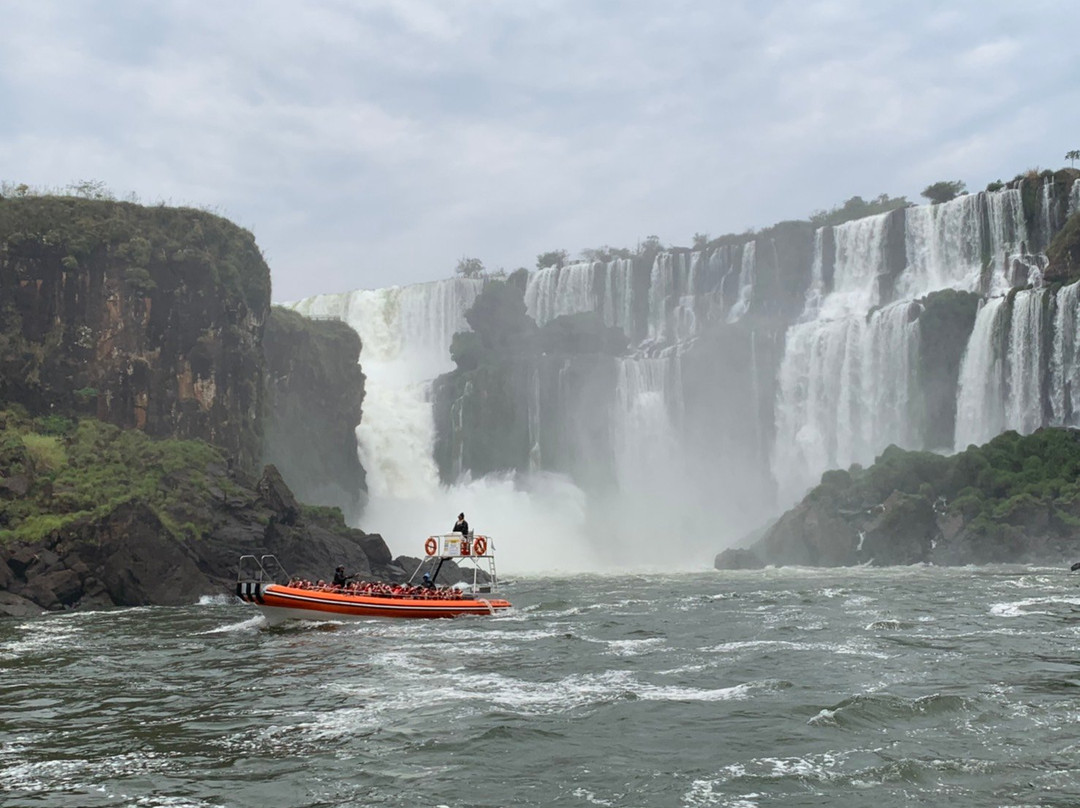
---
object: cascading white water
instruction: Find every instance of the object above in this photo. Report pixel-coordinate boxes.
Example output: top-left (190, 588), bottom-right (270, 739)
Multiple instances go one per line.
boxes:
top-left (282, 183), bottom-right (1072, 568)
top-left (1004, 290), bottom-right (1047, 435)
top-left (291, 281), bottom-right (482, 499)
top-left (772, 300), bottom-right (919, 504)
top-left (773, 187), bottom-right (1055, 504)
top-left (1050, 281), bottom-right (1080, 426)
top-left (1070, 179), bottom-right (1080, 217)
top-left (954, 296), bottom-right (1007, 450)
top-left (726, 241), bottom-right (756, 323)
top-left (290, 279), bottom-right (600, 572)
top-left (773, 213), bottom-right (920, 503)
top-left (902, 189), bottom-right (1028, 298)
top-left (523, 262), bottom-right (597, 327)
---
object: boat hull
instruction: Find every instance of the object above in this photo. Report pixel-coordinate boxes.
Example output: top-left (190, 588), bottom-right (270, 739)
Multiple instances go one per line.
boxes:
top-left (238, 583), bottom-right (511, 624)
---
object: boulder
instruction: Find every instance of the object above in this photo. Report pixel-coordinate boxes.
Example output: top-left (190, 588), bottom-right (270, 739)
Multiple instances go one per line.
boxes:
top-left (257, 464), bottom-right (301, 526)
top-left (7, 547), bottom-right (40, 579)
top-left (858, 491), bottom-right (937, 566)
top-left (714, 547), bottom-right (766, 570)
top-left (0, 475), bottom-right (29, 497)
top-left (0, 591), bottom-right (42, 618)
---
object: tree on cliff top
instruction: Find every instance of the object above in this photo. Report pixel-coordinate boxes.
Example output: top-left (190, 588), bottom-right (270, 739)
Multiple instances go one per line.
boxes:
top-left (1067, 150), bottom-right (1080, 168)
top-left (537, 250), bottom-right (567, 270)
top-left (455, 256), bottom-right (485, 278)
top-left (921, 180), bottom-right (967, 205)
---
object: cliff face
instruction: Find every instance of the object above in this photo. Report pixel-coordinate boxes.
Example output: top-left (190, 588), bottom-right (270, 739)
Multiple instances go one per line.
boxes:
top-left (718, 429), bottom-right (1080, 569)
top-left (432, 280), bottom-right (626, 490)
top-left (0, 197), bottom-right (270, 470)
top-left (262, 306), bottom-right (367, 519)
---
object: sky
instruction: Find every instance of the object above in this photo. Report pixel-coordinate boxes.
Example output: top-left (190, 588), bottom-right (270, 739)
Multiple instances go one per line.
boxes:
top-left (1, 0), bottom-right (1077, 303)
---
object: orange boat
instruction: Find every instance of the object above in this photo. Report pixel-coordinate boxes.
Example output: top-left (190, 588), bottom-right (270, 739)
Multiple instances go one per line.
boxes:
top-left (235, 533), bottom-right (511, 624)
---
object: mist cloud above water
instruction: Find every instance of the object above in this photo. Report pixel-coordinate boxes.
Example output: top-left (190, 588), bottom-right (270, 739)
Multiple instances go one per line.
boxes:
top-left (1, 1), bottom-right (1076, 301)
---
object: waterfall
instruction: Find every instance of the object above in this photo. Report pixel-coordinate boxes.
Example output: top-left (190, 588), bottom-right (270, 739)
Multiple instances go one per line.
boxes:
top-left (523, 262), bottom-right (596, 327)
top-left (281, 177), bottom-right (1072, 567)
top-left (726, 241), bottom-right (756, 322)
top-left (290, 278), bottom-right (599, 572)
top-left (773, 300), bottom-right (919, 503)
top-left (1050, 281), bottom-right (1080, 425)
top-left (902, 189), bottom-right (1027, 297)
top-left (954, 296), bottom-right (1008, 450)
top-left (1004, 289), bottom-right (1047, 434)
top-left (290, 279), bottom-right (483, 499)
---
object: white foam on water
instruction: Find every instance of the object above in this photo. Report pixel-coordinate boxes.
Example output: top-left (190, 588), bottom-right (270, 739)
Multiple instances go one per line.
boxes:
top-left (604, 637), bottom-right (666, 657)
top-left (684, 778), bottom-right (762, 807)
top-left (196, 594), bottom-right (235, 606)
top-left (194, 614), bottom-right (267, 634)
top-left (989, 595), bottom-right (1080, 617)
top-left (706, 638), bottom-right (891, 660)
top-left (0, 750), bottom-right (174, 796)
top-left (572, 787), bottom-right (616, 806)
top-left (0, 618), bottom-right (86, 660)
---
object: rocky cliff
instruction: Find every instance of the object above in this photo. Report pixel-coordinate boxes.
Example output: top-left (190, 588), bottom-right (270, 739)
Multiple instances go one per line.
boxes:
top-left (262, 306), bottom-right (367, 519)
top-left (0, 411), bottom-right (438, 616)
top-left (432, 277), bottom-right (626, 490)
top-left (717, 428), bottom-right (1080, 569)
top-left (0, 197), bottom-right (384, 613)
top-left (0, 196), bottom-right (269, 470)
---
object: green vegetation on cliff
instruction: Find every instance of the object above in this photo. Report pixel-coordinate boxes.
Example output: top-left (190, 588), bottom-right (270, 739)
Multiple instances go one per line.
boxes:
top-left (1046, 211), bottom-right (1080, 285)
top-left (0, 196), bottom-right (270, 312)
top-left (811, 428), bottom-right (1080, 558)
top-left (0, 410), bottom-right (229, 544)
top-left (0, 195), bottom-right (271, 470)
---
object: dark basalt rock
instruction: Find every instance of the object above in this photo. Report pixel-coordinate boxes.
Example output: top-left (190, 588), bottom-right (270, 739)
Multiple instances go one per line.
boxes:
top-left (257, 464), bottom-right (301, 526)
top-left (0, 466), bottom-right (402, 614)
top-left (713, 547), bottom-right (765, 570)
top-left (0, 196), bottom-right (270, 471)
top-left (262, 306), bottom-right (367, 520)
top-left (726, 430), bottom-right (1080, 570)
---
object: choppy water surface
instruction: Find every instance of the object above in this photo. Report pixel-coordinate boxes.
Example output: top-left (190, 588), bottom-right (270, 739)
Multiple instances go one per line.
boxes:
top-left (4, 566), bottom-right (1080, 807)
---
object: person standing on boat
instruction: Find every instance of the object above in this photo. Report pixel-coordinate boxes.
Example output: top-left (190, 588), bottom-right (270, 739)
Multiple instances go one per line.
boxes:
top-left (453, 513), bottom-right (469, 536)
top-left (332, 565), bottom-right (354, 588)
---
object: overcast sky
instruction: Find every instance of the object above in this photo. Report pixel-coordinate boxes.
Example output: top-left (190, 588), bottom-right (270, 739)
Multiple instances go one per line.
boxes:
top-left (1, 1), bottom-right (1077, 302)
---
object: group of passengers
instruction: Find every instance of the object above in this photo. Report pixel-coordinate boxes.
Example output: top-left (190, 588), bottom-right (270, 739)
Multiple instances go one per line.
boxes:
top-left (286, 568), bottom-right (466, 599)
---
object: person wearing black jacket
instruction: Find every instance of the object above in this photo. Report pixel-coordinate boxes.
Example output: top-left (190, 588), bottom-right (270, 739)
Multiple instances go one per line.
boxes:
top-left (453, 513), bottom-right (469, 535)
top-left (332, 565), bottom-right (353, 588)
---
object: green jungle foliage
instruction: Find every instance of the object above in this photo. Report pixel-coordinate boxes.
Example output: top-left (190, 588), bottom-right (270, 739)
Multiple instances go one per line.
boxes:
top-left (921, 180), bottom-right (967, 205)
top-left (0, 410), bottom-right (229, 544)
top-left (1046, 212), bottom-right (1080, 284)
top-left (810, 428), bottom-right (1080, 543)
top-left (0, 195), bottom-right (270, 313)
top-left (808, 193), bottom-right (911, 228)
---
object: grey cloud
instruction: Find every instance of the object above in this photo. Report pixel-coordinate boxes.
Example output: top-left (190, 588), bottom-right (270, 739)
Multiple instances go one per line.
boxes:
top-left (0, 0), bottom-right (1077, 301)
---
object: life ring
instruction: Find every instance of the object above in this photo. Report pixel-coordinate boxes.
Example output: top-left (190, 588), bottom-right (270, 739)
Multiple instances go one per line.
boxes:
top-left (473, 536), bottom-right (487, 556)
top-left (425, 537), bottom-right (437, 556)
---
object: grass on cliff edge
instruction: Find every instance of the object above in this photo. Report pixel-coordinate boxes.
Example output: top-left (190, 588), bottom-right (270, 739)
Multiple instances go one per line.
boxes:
top-left (0, 410), bottom-right (231, 544)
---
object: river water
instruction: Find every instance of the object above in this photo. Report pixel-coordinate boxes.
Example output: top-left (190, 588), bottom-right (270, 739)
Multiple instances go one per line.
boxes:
top-left (4, 565), bottom-right (1080, 807)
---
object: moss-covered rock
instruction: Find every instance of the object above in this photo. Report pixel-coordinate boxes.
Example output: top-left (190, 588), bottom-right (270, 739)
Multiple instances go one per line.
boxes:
top-left (733, 428), bottom-right (1080, 568)
top-left (0, 411), bottom-right (402, 612)
top-left (0, 196), bottom-right (270, 469)
top-left (1046, 212), bottom-right (1080, 285)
